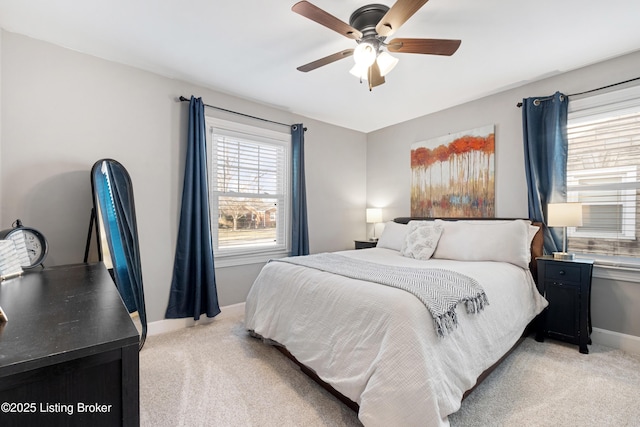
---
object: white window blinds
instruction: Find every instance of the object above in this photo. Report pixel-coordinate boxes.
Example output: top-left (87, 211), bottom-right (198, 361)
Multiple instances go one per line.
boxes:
top-left (567, 86), bottom-right (640, 258)
top-left (208, 119), bottom-right (290, 256)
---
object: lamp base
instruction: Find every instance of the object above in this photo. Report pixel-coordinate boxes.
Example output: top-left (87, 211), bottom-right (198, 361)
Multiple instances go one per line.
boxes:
top-left (369, 237), bottom-right (379, 242)
top-left (553, 251), bottom-right (575, 260)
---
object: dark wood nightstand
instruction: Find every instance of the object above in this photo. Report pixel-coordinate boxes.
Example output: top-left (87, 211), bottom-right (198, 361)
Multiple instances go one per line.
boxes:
top-left (355, 240), bottom-right (377, 249)
top-left (535, 255), bottom-right (594, 354)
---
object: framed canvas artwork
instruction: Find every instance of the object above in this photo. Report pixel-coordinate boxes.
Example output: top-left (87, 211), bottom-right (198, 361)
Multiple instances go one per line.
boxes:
top-left (411, 125), bottom-right (495, 217)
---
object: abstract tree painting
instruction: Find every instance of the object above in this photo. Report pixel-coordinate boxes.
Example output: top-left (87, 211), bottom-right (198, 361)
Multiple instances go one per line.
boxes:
top-left (411, 125), bottom-right (495, 217)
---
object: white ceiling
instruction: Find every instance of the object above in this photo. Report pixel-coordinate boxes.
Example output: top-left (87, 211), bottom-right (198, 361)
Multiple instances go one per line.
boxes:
top-left (1, 0), bottom-right (639, 133)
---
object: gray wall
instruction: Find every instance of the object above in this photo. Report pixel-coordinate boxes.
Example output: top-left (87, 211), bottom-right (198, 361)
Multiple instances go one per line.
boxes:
top-left (2, 29), bottom-right (638, 338)
top-left (366, 50), bottom-right (640, 338)
top-left (0, 31), bottom-right (367, 322)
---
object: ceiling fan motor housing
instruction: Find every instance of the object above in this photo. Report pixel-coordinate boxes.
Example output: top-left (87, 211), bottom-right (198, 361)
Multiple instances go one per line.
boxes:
top-left (349, 4), bottom-right (389, 40)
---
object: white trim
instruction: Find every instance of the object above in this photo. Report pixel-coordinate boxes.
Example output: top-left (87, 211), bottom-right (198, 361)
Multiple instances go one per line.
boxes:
top-left (208, 117), bottom-right (290, 142)
top-left (147, 302), bottom-right (246, 337)
top-left (214, 250), bottom-right (288, 268)
top-left (591, 327), bottom-right (640, 355)
top-left (569, 84), bottom-right (640, 122)
top-left (206, 116), bottom-right (292, 263)
top-left (593, 264), bottom-right (640, 283)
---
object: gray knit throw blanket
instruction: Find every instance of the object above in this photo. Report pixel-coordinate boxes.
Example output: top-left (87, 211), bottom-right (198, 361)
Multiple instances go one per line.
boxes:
top-left (273, 253), bottom-right (489, 337)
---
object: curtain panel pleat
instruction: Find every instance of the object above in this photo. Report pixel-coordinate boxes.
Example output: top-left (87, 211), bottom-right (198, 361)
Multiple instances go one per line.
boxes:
top-left (166, 96), bottom-right (221, 320)
top-left (522, 91), bottom-right (569, 254)
top-left (291, 124), bottom-right (309, 256)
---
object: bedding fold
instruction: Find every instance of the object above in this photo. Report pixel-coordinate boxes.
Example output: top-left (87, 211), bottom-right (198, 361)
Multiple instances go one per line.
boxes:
top-left (273, 253), bottom-right (488, 337)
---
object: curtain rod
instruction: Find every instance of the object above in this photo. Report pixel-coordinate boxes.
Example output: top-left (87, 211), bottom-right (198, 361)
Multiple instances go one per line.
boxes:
top-left (179, 96), bottom-right (294, 128)
top-left (515, 76), bottom-right (640, 107)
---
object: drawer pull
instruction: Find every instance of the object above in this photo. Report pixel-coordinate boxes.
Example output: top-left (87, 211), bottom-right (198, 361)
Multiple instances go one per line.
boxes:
top-left (558, 270), bottom-right (565, 275)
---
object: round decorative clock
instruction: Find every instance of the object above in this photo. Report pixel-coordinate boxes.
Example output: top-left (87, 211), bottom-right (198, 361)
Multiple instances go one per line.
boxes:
top-left (0, 219), bottom-right (49, 269)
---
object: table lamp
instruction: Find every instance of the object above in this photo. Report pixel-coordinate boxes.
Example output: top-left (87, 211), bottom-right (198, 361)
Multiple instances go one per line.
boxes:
top-left (547, 202), bottom-right (583, 260)
top-left (366, 208), bottom-right (382, 241)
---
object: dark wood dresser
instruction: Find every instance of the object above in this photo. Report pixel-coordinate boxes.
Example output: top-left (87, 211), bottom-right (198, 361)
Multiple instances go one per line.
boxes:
top-left (0, 263), bottom-right (140, 426)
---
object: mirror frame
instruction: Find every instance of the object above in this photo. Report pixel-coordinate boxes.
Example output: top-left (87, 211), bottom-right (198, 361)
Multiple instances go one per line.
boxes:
top-left (88, 158), bottom-right (147, 350)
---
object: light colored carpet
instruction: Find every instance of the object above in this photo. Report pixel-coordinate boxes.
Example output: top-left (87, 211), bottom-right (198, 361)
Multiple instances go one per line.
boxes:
top-left (140, 305), bottom-right (640, 427)
top-left (448, 336), bottom-right (640, 426)
top-left (140, 305), bottom-right (361, 427)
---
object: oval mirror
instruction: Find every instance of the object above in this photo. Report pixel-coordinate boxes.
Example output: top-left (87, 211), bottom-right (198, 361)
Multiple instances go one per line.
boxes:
top-left (88, 159), bottom-right (147, 349)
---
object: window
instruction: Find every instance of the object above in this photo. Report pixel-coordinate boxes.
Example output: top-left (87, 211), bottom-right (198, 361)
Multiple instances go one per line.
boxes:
top-left (566, 85), bottom-right (640, 259)
top-left (207, 118), bottom-right (290, 261)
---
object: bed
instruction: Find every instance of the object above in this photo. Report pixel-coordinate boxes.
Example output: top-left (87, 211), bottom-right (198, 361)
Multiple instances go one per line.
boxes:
top-left (245, 218), bottom-right (548, 426)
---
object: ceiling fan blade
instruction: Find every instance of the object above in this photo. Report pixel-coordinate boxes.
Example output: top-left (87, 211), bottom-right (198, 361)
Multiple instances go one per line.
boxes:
top-left (368, 62), bottom-right (385, 90)
top-left (297, 49), bottom-right (354, 72)
top-left (292, 1), bottom-right (362, 40)
top-left (387, 38), bottom-right (461, 55)
top-left (376, 0), bottom-right (429, 37)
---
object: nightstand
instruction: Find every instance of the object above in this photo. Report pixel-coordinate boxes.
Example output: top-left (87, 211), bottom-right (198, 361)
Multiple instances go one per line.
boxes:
top-left (355, 240), bottom-right (377, 249)
top-left (535, 255), bottom-right (594, 354)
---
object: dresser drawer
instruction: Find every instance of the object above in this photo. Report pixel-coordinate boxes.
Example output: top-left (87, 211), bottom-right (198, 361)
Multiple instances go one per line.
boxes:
top-left (545, 262), bottom-right (582, 283)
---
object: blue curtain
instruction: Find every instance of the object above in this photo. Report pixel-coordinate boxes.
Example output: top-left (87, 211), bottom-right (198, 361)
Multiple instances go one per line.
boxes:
top-left (166, 96), bottom-right (221, 320)
top-left (522, 91), bottom-right (568, 254)
top-left (291, 124), bottom-right (309, 256)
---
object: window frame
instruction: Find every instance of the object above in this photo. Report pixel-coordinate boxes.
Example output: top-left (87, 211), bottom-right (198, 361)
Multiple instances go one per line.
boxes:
top-left (566, 84), bottom-right (640, 278)
top-left (206, 117), bottom-right (291, 267)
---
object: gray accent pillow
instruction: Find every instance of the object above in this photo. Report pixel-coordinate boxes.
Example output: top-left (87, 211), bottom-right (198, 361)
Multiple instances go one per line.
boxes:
top-left (401, 221), bottom-right (444, 260)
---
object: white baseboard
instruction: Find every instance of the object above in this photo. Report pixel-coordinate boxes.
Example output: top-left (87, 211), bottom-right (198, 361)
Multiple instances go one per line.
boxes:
top-left (147, 302), bottom-right (245, 337)
top-left (591, 327), bottom-right (640, 355)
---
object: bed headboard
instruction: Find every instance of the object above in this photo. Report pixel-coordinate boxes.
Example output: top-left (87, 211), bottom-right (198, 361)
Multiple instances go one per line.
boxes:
top-left (393, 217), bottom-right (544, 283)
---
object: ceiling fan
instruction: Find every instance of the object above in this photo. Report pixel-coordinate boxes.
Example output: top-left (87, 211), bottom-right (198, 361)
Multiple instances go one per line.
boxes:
top-left (292, 0), bottom-right (461, 90)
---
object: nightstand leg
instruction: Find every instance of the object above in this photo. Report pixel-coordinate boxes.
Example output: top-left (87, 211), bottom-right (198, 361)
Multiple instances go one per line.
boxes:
top-left (579, 344), bottom-right (589, 354)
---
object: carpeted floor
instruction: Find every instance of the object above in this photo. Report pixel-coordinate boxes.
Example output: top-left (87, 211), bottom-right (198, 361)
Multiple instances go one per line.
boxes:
top-left (140, 305), bottom-right (640, 426)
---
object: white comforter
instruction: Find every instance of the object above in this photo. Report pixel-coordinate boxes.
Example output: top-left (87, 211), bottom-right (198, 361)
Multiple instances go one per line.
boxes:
top-left (244, 248), bottom-right (548, 427)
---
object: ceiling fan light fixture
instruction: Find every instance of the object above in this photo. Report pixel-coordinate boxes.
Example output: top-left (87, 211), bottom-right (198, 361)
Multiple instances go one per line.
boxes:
top-left (292, 1), bottom-right (461, 89)
top-left (349, 63), bottom-right (369, 81)
top-left (353, 41), bottom-right (377, 67)
top-left (376, 51), bottom-right (399, 77)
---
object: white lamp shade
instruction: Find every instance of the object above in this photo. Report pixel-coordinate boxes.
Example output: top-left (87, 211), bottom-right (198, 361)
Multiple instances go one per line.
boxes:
top-left (547, 203), bottom-right (583, 227)
top-left (349, 63), bottom-right (369, 80)
top-left (354, 42), bottom-right (377, 67)
top-left (376, 52), bottom-right (399, 77)
top-left (366, 208), bottom-right (382, 224)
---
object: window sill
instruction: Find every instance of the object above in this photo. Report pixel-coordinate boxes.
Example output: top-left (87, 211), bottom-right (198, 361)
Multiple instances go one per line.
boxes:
top-left (214, 250), bottom-right (289, 268)
top-left (579, 255), bottom-right (640, 283)
top-left (593, 264), bottom-right (640, 283)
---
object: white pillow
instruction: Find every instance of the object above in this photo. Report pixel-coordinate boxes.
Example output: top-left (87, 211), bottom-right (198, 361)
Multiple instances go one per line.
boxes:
top-left (450, 219), bottom-right (539, 247)
top-left (401, 221), bottom-right (444, 260)
top-left (376, 221), bottom-right (409, 251)
top-left (432, 219), bottom-right (533, 268)
top-left (528, 224), bottom-right (540, 247)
